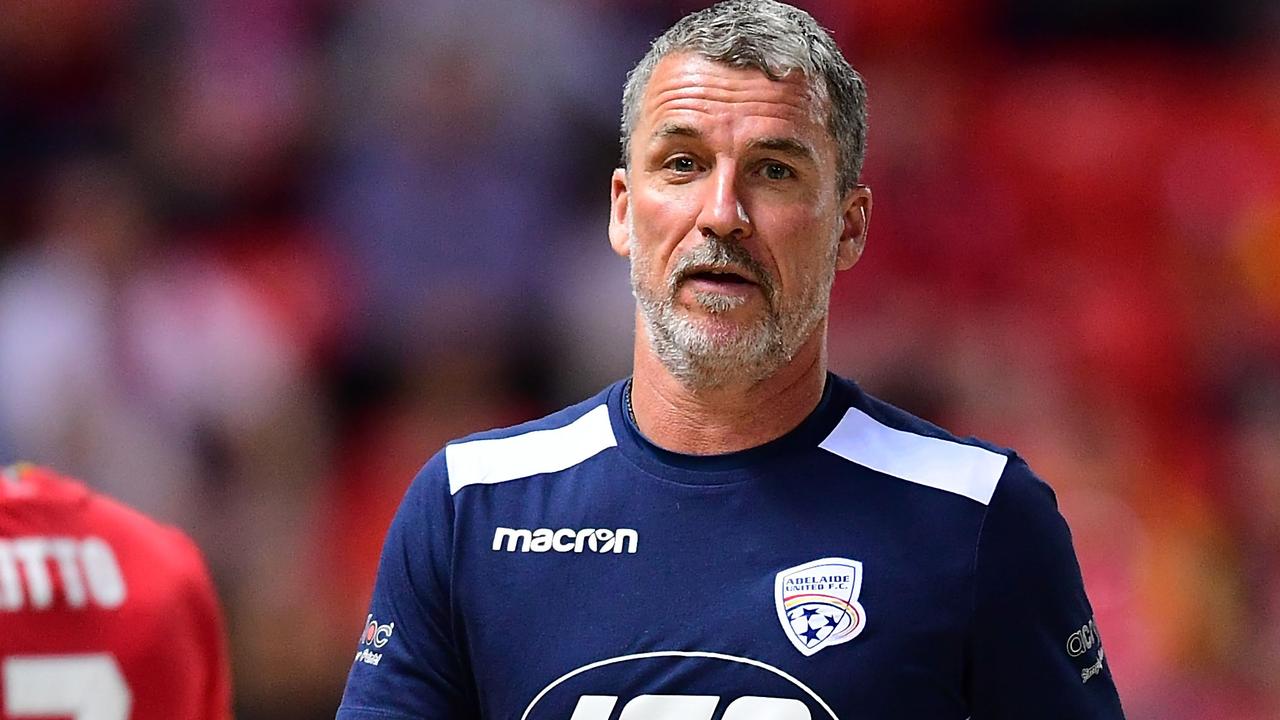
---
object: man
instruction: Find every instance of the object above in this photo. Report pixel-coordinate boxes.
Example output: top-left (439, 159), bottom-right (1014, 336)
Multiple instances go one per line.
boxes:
top-left (0, 463), bottom-right (232, 719)
top-left (337, 1), bottom-right (1125, 718)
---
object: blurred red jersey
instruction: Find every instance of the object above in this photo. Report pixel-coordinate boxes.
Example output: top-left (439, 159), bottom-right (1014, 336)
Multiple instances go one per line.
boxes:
top-left (0, 464), bottom-right (231, 720)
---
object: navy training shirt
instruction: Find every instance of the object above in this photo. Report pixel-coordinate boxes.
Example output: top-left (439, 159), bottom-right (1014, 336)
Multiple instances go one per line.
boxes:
top-left (336, 374), bottom-right (1125, 719)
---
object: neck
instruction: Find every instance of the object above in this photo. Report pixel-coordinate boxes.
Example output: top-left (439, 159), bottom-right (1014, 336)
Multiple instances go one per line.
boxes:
top-left (628, 317), bottom-right (830, 455)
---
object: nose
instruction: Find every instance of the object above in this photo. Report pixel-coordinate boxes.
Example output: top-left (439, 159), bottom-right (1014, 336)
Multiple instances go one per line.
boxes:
top-left (696, 163), bottom-right (752, 240)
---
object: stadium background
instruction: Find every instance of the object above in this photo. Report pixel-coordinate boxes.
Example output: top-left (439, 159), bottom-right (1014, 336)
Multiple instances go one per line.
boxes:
top-left (1, 0), bottom-right (1277, 717)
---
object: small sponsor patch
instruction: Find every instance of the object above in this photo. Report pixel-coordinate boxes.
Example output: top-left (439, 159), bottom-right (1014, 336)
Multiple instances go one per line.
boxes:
top-left (775, 557), bottom-right (867, 657)
top-left (361, 613), bottom-right (395, 648)
top-left (355, 613), bottom-right (394, 666)
top-left (1065, 616), bottom-right (1109, 683)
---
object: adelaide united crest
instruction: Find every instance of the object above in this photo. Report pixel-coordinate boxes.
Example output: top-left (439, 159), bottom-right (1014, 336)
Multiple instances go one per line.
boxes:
top-left (775, 557), bottom-right (867, 657)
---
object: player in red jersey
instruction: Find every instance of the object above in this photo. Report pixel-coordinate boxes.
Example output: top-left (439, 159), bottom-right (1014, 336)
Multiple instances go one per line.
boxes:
top-left (0, 463), bottom-right (232, 719)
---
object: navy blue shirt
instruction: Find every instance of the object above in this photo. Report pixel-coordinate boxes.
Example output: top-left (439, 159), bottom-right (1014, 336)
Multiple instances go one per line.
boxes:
top-left (337, 374), bottom-right (1124, 719)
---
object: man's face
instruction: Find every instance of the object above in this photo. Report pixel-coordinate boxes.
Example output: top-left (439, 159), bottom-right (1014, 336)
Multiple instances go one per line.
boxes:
top-left (610, 53), bottom-right (869, 388)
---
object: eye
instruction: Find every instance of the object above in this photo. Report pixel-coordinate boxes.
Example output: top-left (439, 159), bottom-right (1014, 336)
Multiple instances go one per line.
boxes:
top-left (761, 162), bottom-right (794, 181)
top-left (665, 156), bottom-right (699, 173)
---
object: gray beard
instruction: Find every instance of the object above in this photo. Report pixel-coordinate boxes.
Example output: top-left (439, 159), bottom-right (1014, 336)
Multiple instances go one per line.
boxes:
top-left (629, 228), bottom-right (836, 390)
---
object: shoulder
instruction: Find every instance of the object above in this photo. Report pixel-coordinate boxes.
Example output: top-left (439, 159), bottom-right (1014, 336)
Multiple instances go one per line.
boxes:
top-left (13, 466), bottom-right (219, 612)
top-left (819, 376), bottom-right (1019, 506)
top-left (439, 382), bottom-right (620, 496)
top-left (84, 490), bottom-right (216, 592)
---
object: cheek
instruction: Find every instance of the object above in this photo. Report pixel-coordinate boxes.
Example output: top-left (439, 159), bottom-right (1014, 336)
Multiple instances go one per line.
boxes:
top-left (767, 216), bottom-right (839, 290)
top-left (631, 196), bottom-right (677, 238)
top-left (630, 191), bottom-right (698, 266)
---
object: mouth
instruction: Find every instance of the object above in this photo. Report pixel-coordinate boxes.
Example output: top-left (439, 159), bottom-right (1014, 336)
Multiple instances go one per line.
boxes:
top-left (678, 266), bottom-right (758, 288)
top-left (674, 266), bottom-right (763, 310)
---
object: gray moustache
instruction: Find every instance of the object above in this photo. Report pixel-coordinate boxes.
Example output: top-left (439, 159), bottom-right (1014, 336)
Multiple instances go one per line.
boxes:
top-left (669, 238), bottom-right (774, 298)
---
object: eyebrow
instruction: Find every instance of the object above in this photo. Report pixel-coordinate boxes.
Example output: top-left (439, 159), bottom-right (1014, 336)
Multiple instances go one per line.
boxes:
top-left (649, 124), bottom-right (815, 163)
top-left (651, 123), bottom-right (702, 141)
top-left (747, 136), bottom-right (816, 163)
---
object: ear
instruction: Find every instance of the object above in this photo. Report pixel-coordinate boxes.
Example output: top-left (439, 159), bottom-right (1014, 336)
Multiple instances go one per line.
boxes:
top-left (836, 185), bottom-right (872, 271)
top-left (609, 168), bottom-right (631, 258)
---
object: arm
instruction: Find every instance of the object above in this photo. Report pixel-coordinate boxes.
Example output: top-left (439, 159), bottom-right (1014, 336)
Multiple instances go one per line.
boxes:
top-left (336, 454), bottom-right (478, 719)
top-left (966, 456), bottom-right (1125, 719)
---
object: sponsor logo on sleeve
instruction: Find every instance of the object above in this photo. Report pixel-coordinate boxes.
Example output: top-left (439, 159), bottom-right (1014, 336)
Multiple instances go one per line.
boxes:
top-left (775, 557), bottom-right (867, 657)
top-left (355, 614), bottom-right (394, 666)
top-left (1066, 617), bottom-right (1107, 683)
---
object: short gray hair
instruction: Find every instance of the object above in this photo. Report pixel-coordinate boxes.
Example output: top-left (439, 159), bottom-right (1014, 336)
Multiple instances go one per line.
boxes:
top-left (620, 0), bottom-right (868, 193)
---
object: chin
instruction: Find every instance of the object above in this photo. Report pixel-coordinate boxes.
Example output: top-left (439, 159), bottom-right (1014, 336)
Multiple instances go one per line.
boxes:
top-left (689, 310), bottom-right (752, 333)
top-left (671, 321), bottom-right (785, 375)
top-left (679, 299), bottom-right (762, 326)
top-left (674, 312), bottom-right (765, 348)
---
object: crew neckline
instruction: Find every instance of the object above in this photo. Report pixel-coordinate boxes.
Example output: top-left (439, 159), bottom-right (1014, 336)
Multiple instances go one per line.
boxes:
top-left (608, 373), bottom-right (848, 484)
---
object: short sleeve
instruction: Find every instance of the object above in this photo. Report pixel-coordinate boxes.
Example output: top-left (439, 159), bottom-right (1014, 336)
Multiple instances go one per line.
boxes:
top-left (336, 454), bottom-right (478, 719)
top-left (967, 456), bottom-right (1125, 719)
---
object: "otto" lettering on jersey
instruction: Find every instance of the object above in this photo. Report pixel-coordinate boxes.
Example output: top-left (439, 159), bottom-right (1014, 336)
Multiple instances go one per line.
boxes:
top-left (0, 536), bottom-right (127, 611)
top-left (492, 527), bottom-right (638, 554)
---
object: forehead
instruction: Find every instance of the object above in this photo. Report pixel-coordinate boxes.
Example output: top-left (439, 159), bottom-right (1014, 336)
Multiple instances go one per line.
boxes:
top-left (636, 53), bottom-right (829, 145)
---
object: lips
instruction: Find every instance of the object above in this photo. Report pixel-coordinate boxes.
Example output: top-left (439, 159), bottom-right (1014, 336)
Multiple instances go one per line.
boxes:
top-left (667, 237), bottom-right (773, 300)
top-left (679, 266), bottom-right (758, 287)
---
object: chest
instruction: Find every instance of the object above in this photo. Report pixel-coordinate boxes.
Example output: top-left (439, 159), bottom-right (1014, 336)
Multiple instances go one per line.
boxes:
top-left (450, 472), bottom-right (983, 719)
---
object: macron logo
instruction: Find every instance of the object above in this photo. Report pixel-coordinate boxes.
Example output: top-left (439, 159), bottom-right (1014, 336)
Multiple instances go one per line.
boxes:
top-left (492, 527), bottom-right (638, 554)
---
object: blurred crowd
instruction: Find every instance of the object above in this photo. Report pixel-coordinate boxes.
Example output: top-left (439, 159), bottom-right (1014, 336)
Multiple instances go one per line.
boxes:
top-left (1, 0), bottom-right (1277, 717)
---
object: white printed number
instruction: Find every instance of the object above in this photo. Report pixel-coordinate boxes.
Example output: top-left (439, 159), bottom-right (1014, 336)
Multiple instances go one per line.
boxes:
top-left (570, 694), bottom-right (810, 720)
top-left (3, 654), bottom-right (132, 720)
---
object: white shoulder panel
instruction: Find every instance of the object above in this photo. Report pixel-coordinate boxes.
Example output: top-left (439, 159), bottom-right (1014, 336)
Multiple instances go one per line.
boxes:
top-left (818, 406), bottom-right (1008, 505)
top-left (445, 404), bottom-right (617, 495)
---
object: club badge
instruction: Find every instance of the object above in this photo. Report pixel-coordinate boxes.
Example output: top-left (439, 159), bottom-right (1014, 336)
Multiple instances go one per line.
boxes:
top-left (775, 557), bottom-right (867, 656)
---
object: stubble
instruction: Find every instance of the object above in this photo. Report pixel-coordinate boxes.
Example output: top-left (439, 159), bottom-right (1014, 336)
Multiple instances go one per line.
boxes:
top-left (629, 221), bottom-right (837, 390)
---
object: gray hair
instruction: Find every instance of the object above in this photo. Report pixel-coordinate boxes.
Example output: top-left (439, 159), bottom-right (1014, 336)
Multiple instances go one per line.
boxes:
top-left (620, 0), bottom-right (868, 193)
